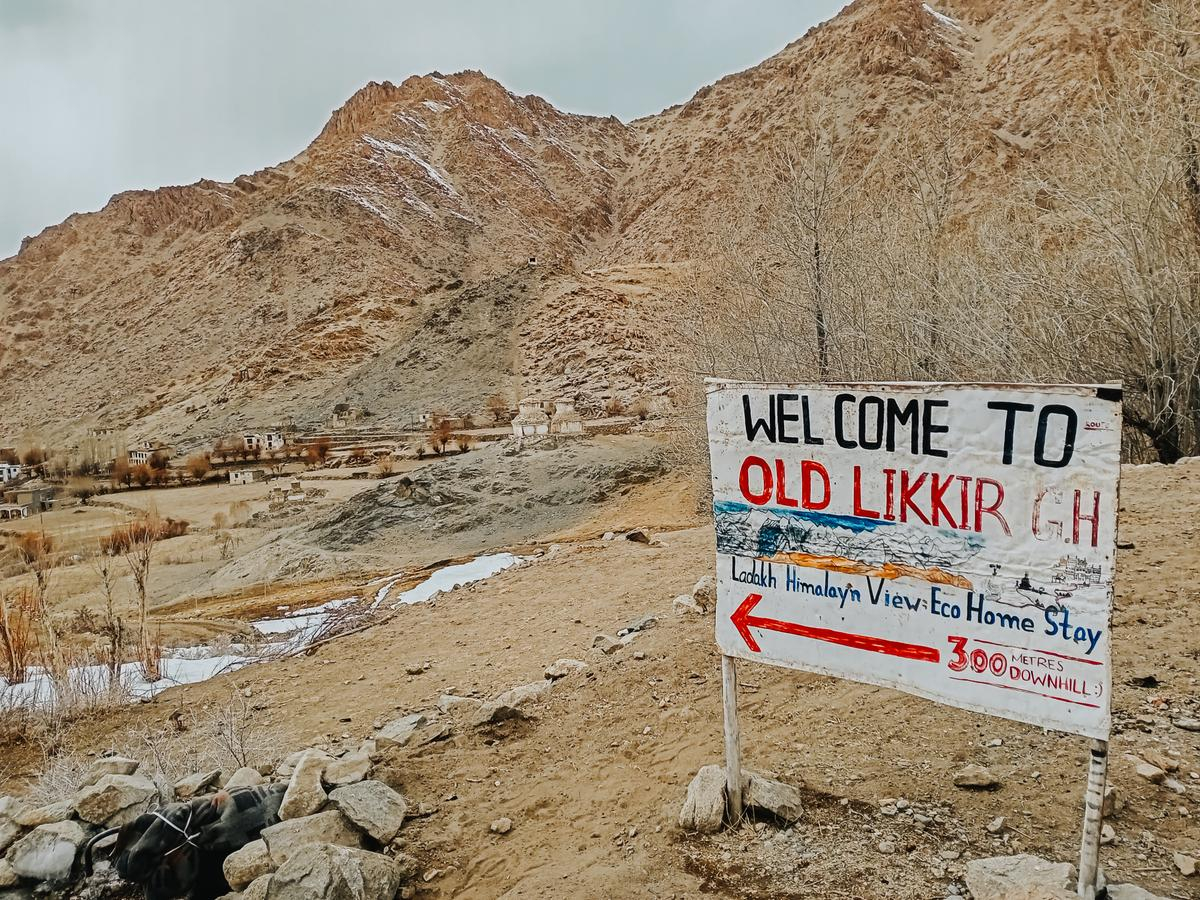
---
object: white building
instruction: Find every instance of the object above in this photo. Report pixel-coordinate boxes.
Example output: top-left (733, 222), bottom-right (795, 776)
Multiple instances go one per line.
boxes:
top-left (243, 431), bottom-right (285, 453)
top-left (511, 398), bottom-right (550, 437)
top-left (550, 399), bottom-right (583, 435)
top-left (129, 441), bottom-right (172, 465)
top-left (0, 463), bottom-right (21, 483)
top-left (229, 468), bottom-right (268, 486)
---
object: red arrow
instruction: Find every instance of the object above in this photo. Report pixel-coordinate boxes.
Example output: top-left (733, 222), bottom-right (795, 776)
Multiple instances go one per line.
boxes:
top-left (731, 593), bottom-right (940, 663)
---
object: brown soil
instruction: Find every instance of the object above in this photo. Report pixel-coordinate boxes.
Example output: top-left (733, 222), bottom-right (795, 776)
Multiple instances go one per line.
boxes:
top-left (4, 460), bottom-right (1198, 898)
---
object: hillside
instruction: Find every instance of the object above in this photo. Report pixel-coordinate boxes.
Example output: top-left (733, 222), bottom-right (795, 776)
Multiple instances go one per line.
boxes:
top-left (0, 0), bottom-right (1140, 449)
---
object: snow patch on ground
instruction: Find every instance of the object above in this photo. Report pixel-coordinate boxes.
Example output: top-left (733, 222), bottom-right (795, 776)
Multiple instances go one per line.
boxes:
top-left (922, 3), bottom-right (962, 30)
top-left (2, 554), bottom-right (526, 710)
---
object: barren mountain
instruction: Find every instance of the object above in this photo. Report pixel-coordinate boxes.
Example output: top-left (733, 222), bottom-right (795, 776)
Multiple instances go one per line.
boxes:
top-left (0, 0), bottom-right (1138, 448)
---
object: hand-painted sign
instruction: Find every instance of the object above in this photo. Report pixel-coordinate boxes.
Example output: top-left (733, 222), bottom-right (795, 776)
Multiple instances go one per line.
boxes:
top-left (707, 381), bottom-right (1122, 740)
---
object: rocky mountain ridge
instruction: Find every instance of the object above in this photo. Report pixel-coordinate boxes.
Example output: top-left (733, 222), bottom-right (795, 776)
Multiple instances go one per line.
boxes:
top-left (0, 0), bottom-right (1139, 447)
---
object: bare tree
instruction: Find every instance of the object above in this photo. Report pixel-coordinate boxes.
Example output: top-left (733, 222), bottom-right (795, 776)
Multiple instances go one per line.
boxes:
top-left (104, 510), bottom-right (164, 682)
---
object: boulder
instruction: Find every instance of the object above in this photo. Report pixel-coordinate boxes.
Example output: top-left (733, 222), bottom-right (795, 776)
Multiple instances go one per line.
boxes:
top-left (279, 750), bottom-right (330, 820)
top-left (0, 797), bottom-right (29, 854)
top-left (1175, 852), bottom-right (1197, 877)
top-left (261, 811), bottom-right (364, 867)
top-left (672, 595), bottom-right (703, 615)
top-left (592, 634), bottom-right (621, 655)
top-left (264, 844), bottom-right (405, 900)
top-left (78, 756), bottom-right (139, 789)
top-left (692, 575), bottom-right (717, 610)
top-left (473, 681), bottom-right (553, 727)
top-left (624, 528), bottom-right (652, 544)
top-left (743, 772), bottom-right (803, 824)
top-left (14, 798), bottom-right (73, 828)
top-left (1135, 762), bottom-right (1165, 784)
top-left (0, 859), bottom-right (17, 888)
top-left (224, 839), bottom-right (274, 891)
top-left (679, 765), bottom-right (726, 834)
top-left (964, 855), bottom-right (1077, 900)
top-left (374, 714), bottom-right (427, 751)
top-left (175, 769), bottom-right (223, 799)
top-left (75, 773), bottom-right (158, 826)
top-left (1107, 885), bottom-right (1170, 900)
top-left (244, 874), bottom-right (273, 900)
top-left (493, 681), bottom-right (551, 709)
top-left (1139, 750), bottom-right (1179, 773)
top-left (471, 700), bottom-right (524, 727)
top-left (436, 695), bottom-right (481, 716)
top-left (328, 781), bottom-right (407, 843)
top-left (544, 659), bottom-right (587, 680)
top-left (324, 752), bottom-right (371, 788)
top-left (953, 764), bottom-right (1001, 790)
top-left (7, 820), bottom-right (86, 882)
top-left (225, 767), bottom-right (266, 790)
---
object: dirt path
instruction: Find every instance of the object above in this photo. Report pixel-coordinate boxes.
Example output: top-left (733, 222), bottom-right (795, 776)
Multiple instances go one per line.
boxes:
top-left (4, 461), bottom-right (1199, 898)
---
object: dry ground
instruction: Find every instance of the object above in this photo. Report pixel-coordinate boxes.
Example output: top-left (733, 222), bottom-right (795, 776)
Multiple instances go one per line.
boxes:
top-left (2, 460), bottom-right (1199, 899)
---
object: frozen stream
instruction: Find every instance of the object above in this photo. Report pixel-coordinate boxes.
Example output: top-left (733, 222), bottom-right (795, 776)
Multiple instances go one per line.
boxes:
top-left (1, 553), bottom-right (525, 709)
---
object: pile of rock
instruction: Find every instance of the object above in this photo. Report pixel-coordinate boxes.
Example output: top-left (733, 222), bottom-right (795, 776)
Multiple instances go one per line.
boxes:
top-left (0, 740), bottom-right (422, 900)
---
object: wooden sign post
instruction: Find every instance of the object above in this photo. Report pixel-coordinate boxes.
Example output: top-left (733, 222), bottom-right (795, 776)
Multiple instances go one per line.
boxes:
top-left (706, 381), bottom-right (1122, 898)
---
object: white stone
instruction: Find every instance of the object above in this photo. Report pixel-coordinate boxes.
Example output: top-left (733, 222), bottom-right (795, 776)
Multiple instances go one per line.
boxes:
top-left (374, 714), bottom-right (428, 750)
top-left (224, 838), bottom-right (274, 891)
top-left (328, 781), bottom-right (407, 843)
top-left (964, 855), bottom-right (1077, 900)
top-left (279, 750), bottom-right (330, 820)
top-left (7, 820), bottom-right (86, 882)
top-left (544, 659), bottom-right (587, 680)
top-left (679, 765), bottom-right (726, 834)
top-left (225, 767), bottom-right (266, 790)
top-left (78, 756), bottom-right (139, 789)
top-left (261, 810), bottom-right (364, 867)
top-left (264, 844), bottom-right (405, 900)
top-left (74, 773), bottom-right (159, 826)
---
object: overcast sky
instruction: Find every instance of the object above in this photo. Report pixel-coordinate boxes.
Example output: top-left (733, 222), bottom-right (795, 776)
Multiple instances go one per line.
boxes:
top-left (0, 0), bottom-right (848, 258)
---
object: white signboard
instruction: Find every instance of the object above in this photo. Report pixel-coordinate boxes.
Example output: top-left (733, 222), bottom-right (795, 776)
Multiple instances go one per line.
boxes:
top-left (707, 381), bottom-right (1122, 739)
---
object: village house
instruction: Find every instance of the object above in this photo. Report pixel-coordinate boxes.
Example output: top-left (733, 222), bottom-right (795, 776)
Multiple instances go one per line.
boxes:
top-left (511, 398), bottom-right (551, 437)
top-left (3, 480), bottom-right (55, 514)
top-left (0, 462), bottom-right (21, 483)
top-left (229, 468), bottom-right (269, 486)
top-left (243, 431), bottom-right (285, 453)
top-left (129, 440), bottom-right (172, 465)
top-left (78, 426), bottom-right (126, 470)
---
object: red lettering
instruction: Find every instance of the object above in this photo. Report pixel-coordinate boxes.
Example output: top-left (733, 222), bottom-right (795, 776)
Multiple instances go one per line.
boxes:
top-left (774, 458), bottom-right (798, 508)
top-left (1073, 490), bottom-right (1100, 547)
top-left (929, 473), bottom-right (958, 528)
top-left (883, 468), bottom-right (896, 520)
top-left (974, 478), bottom-right (1011, 535)
top-left (899, 470), bottom-right (930, 525)
top-left (956, 475), bottom-right (970, 531)
top-left (853, 466), bottom-right (880, 519)
top-left (801, 460), bottom-right (830, 510)
top-left (739, 456), bottom-right (772, 505)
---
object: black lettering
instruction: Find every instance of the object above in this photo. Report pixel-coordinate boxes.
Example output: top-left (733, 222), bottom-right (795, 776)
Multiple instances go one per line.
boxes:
top-left (834, 393), bottom-right (858, 449)
top-left (921, 399), bottom-right (950, 458)
top-left (1035, 404), bottom-right (1077, 468)
top-left (743, 394), bottom-right (776, 443)
top-left (987, 400), bottom-right (1035, 464)
top-left (776, 393), bottom-right (800, 444)
top-left (885, 398), bottom-right (919, 454)
top-left (858, 395), bottom-right (884, 450)
top-left (801, 395), bottom-right (824, 445)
